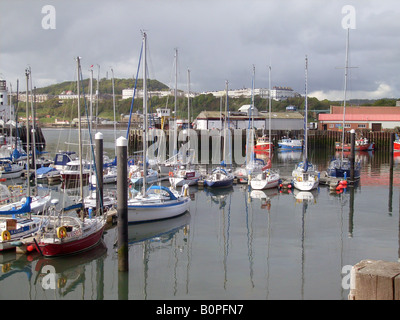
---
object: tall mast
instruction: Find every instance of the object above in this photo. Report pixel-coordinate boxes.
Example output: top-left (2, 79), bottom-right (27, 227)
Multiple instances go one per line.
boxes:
top-left (142, 32), bottom-right (148, 196)
top-left (25, 68), bottom-right (30, 198)
top-left (341, 28), bottom-right (350, 162)
top-left (223, 80), bottom-right (228, 163)
top-left (304, 55), bottom-right (308, 163)
top-left (76, 56), bottom-right (84, 201)
top-left (268, 65), bottom-right (272, 153)
top-left (111, 67), bottom-right (117, 153)
top-left (173, 48), bottom-right (178, 156)
top-left (187, 68), bottom-right (190, 151)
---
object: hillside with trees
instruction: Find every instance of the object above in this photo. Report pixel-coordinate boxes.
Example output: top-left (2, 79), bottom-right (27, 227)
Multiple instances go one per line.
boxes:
top-left (19, 78), bottom-right (398, 125)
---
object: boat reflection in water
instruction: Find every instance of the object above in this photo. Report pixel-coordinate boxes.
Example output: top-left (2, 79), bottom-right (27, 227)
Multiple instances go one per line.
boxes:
top-left (128, 212), bottom-right (191, 244)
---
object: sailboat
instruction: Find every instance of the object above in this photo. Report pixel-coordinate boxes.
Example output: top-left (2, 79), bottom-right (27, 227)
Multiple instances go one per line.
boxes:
top-left (158, 48), bottom-right (181, 175)
top-left (234, 66), bottom-right (264, 183)
top-left (127, 32), bottom-right (190, 224)
top-left (34, 57), bottom-right (107, 257)
top-left (292, 56), bottom-right (319, 191)
top-left (327, 28), bottom-right (361, 179)
top-left (250, 65), bottom-right (280, 190)
top-left (169, 68), bottom-right (201, 187)
top-left (204, 80), bottom-right (234, 188)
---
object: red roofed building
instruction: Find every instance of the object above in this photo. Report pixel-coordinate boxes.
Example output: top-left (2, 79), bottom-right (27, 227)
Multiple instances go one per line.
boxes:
top-left (318, 105), bottom-right (400, 132)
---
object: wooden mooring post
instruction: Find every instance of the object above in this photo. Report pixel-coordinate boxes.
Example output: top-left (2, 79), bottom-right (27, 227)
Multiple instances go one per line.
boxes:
top-left (349, 260), bottom-right (400, 300)
top-left (116, 136), bottom-right (128, 272)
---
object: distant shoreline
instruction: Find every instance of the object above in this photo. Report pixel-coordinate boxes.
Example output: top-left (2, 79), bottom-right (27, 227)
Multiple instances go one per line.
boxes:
top-left (40, 123), bottom-right (136, 130)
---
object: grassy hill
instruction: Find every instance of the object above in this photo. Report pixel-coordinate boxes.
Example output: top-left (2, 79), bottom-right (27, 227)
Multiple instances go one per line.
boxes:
top-left (18, 78), bottom-right (398, 125)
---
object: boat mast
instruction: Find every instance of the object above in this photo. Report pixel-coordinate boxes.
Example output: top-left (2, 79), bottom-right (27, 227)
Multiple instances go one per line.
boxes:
top-left (304, 55), bottom-right (308, 164)
top-left (223, 80), bottom-right (228, 164)
top-left (142, 32), bottom-right (148, 196)
top-left (76, 56), bottom-right (84, 201)
top-left (187, 68), bottom-right (190, 151)
top-left (173, 48), bottom-right (178, 156)
top-left (111, 67), bottom-right (117, 154)
top-left (25, 68), bottom-right (30, 199)
top-left (341, 28), bottom-right (350, 162)
top-left (268, 65), bottom-right (272, 154)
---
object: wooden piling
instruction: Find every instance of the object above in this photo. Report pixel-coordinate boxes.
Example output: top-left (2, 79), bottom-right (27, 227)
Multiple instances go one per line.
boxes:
top-left (349, 260), bottom-right (400, 300)
top-left (116, 136), bottom-right (128, 272)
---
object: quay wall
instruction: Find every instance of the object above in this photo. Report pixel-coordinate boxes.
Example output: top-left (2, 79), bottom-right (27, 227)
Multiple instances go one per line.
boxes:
top-left (128, 128), bottom-right (394, 156)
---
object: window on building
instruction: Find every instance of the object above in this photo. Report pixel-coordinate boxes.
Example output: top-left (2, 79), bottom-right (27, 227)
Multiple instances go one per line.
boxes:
top-left (358, 124), bottom-right (366, 128)
top-left (329, 124), bottom-right (334, 128)
top-left (345, 124), bottom-right (351, 128)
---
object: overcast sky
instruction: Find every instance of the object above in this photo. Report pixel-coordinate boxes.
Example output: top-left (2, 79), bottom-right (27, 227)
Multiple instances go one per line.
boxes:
top-left (1, 0), bottom-right (399, 101)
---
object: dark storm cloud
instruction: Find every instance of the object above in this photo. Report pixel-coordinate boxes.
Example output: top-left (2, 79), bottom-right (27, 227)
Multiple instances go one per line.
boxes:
top-left (1, 0), bottom-right (399, 100)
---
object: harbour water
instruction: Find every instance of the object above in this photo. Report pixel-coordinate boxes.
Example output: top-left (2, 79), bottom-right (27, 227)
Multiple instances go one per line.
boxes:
top-left (0, 128), bottom-right (399, 300)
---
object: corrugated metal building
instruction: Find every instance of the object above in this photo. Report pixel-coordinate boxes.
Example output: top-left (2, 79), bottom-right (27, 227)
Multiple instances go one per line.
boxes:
top-left (318, 105), bottom-right (400, 131)
top-left (193, 110), bottom-right (304, 130)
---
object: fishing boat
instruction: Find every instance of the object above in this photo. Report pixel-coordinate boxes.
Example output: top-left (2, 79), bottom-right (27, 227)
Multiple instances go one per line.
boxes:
top-left (127, 32), bottom-right (191, 224)
top-left (254, 135), bottom-right (273, 152)
top-left (335, 136), bottom-right (374, 152)
top-left (292, 56), bottom-right (319, 191)
top-left (327, 29), bottom-right (361, 179)
top-left (33, 57), bottom-right (106, 257)
top-left (277, 137), bottom-right (303, 150)
top-left (394, 134), bottom-right (400, 151)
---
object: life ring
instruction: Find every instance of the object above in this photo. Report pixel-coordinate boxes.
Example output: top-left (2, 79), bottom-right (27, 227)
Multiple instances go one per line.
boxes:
top-left (1, 230), bottom-right (11, 241)
top-left (57, 226), bottom-right (67, 239)
top-left (297, 177), bottom-right (302, 182)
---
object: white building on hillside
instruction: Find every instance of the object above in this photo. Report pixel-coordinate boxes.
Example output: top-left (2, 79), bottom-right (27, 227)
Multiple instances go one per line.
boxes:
top-left (0, 79), bottom-right (15, 124)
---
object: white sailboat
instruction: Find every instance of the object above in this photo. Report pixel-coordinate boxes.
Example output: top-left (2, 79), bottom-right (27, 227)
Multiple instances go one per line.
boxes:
top-left (250, 65), bottom-right (280, 190)
top-left (169, 68), bottom-right (201, 187)
top-left (234, 66), bottom-right (264, 183)
top-left (204, 80), bottom-right (234, 188)
top-left (292, 56), bottom-right (319, 191)
top-left (327, 28), bottom-right (361, 179)
top-left (127, 32), bottom-right (190, 224)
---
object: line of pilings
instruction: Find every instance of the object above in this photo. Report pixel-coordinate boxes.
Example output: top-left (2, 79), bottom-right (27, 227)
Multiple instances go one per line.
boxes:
top-left (127, 128), bottom-right (396, 155)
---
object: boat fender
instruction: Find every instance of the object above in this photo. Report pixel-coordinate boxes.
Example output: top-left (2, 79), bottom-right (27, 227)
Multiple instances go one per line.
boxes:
top-left (57, 226), bottom-right (67, 239)
top-left (1, 230), bottom-right (11, 241)
top-left (183, 184), bottom-right (189, 197)
top-left (169, 172), bottom-right (173, 177)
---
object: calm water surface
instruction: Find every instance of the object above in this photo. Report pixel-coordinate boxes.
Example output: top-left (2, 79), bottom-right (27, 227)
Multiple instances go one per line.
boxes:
top-left (0, 128), bottom-right (399, 300)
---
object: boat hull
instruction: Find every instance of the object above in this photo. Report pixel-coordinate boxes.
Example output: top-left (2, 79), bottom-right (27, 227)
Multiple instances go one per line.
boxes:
top-left (36, 224), bottom-right (105, 257)
top-left (127, 198), bottom-right (190, 224)
top-left (250, 173), bottom-right (280, 190)
top-left (278, 144), bottom-right (302, 150)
